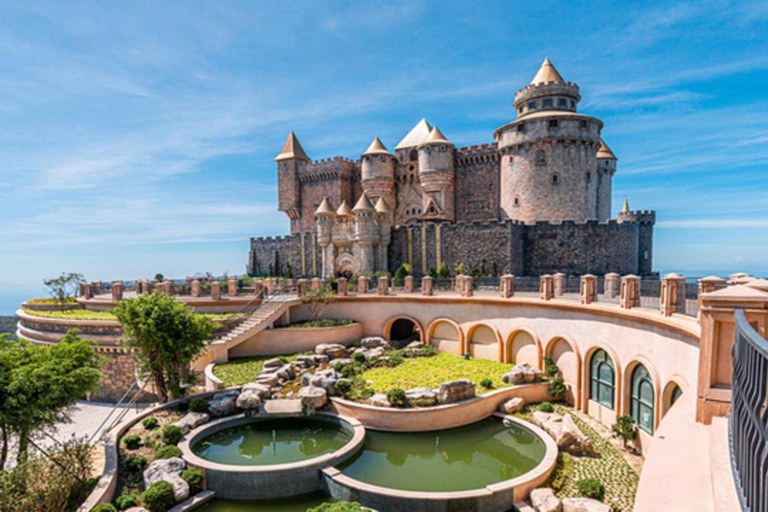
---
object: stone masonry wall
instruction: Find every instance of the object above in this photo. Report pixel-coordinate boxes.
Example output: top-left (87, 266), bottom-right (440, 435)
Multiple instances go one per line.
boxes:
top-left (454, 144), bottom-right (501, 223)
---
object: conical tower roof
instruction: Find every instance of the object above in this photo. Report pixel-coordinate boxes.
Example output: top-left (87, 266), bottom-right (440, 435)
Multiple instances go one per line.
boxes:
top-left (420, 126), bottom-right (453, 146)
top-left (395, 118), bottom-right (432, 150)
top-left (275, 131), bottom-right (310, 161)
top-left (597, 139), bottom-right (617, 160)
top-left (374, 197), bottom-right (390, 214)
top-left (621, 197), bottom-right (630, 214)
top-left (363, 137), bottom-right (392, 156)
top-left (336, 200), bottom-right (353, 218)
top-left (315, 197), bottom-right (334, 216)
top-left (352, 193), bottom-right (375, 213)
top-left (530, 58), bottom-right (565, 85)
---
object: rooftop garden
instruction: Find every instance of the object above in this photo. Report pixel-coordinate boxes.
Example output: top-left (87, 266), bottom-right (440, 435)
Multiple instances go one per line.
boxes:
top-left (212, 352), bottom-right (313, 387)
top-left (22, 307), bottom-right (242, 322)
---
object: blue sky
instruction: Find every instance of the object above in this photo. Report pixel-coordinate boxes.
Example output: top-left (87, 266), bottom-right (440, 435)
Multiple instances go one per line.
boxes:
top-left (1, 0), bottom-right (768, 301)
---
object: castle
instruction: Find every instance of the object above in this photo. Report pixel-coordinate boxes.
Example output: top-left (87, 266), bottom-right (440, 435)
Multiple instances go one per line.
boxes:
top-left (249, 59), bottom-right (655, 278)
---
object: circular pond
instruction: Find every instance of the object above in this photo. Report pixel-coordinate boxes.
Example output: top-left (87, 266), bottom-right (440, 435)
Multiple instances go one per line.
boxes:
top-left (192, 417), bottom-right (352, 466)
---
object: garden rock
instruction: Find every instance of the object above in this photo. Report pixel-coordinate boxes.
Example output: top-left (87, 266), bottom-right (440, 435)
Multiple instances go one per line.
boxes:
top-left (502, 363), bottom-right (541, 385)
top-left (361, 336), bottom-right (387, 349)
top-left (499, 397), bottom-right (525, 414)
top-left (236, 389), bottom-right (263, 411)
top-left (299, 385), bottom-right (327, 410)
top-left (531, 412), bottom-right (596, 457)
top-left (275, 364), bottom-right (296, 381)
top-left (173, 412), bottom-right (210, 434)
top-left (329, 358), bottom-right (352, 368)
top-left (530, 487), bottom-right (561, 512)
top-left (301, 369), bottom-right (339, 391)
top-left (438, 379), bottom-right (476, 404)
top-left (264, 358), bottom-right (283, 368)
top-left (315, 343), bottom-right (349, 359)
top-left (314, 354), bottom-right (330, 365)
top-left (209, 391), bottom-right (239, 417)
top-left (296, 355), bottom-right (317, 367)
top-left (406, 387), bottom-right (438, 407)
top-left (562, 498), bottom-right (611, 512)
top-left (369, 394), bottom-right (391, 407)
top-left (242, 382), bottom-right (271, 399)
top-left (254, 373), bottom-right (280, 386)
top-left (143, 457), bottom-right (189, 502)
top-left (405, 341), bottom-right (425, 349)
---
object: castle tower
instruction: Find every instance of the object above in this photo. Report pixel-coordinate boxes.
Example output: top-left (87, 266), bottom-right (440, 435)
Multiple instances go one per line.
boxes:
top-left (275, 131), bottom-right (309, 221)
top-left (495, 58), bottom-right (603, 223)
top-left (374, 197), bottom-right (391, 272)
top-left (618, 198), bottom-right (656, 275)
top-left (352, 194), bottom-right (377, 273)
top-left (596, 140), bottom-right (618, 220)
top-left (418, 126), bottom-right (455, 221)
top-left (361, 137), bottom-right (396, 225)
top-left (315, 197), bottom-right (336, 277)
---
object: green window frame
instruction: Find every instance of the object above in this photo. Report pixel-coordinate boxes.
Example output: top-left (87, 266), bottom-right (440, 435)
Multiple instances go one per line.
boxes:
top-left (631, 364), bottom-right (655, 434)
top-left (589, 349), bottom-right (615, 409)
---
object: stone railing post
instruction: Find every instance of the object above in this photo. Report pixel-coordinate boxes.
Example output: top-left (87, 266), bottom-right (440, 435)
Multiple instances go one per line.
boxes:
top-left (422, 276), bottom-right (433, 296)
top-left (265, 278), bottom-right (275, 295)
top-left (540, 275), bottom-right (554, 301)
top-left (554, 273), bottom-right (566, 297)
top-left (93, 281), bottom-right (102, 295)
top-left (620, 275), bottom-right (641, 309)
top-left (500, 275), bottom-right (515, 298)
top-left (228, 278), bottom-right (238, 297)
top-left (580, 274), bottom-right (598, 304)
top-left (660, 273), bottom-right (686, 316)
top-left (253, 279), bottom-right (262, 297)
top-left (336, 277), bottom-right (347, 297)
top-left (604, 273), bottom-right (620, 298)
top-left (162, 280), bottom-right (173, 295)
top-left (698, 276), bottom-right (726, 316)
top-left (135, 280), bottom-right (143, 295)
top-left (79, 282), bottom-right (85, 297)
top-left (82, 283), bottom-right (93, 299)
top-left (191, 279), bottom-right (201, 297)
top-left (377, 276), bottom-right (389, 296)
top-left (461, 276), bottom-right (474, 297)
top-left (296, 279), bottom-right (308, 298)
top-left (211, 281), bottom-right (222, 300)
top-left (455, 275), bottom-right (465, 294)
top-left (357, 276), bottom-right (369, 294)
top-left (404, 275), bottom-right (414, 293)
top-left (111, 281), bottom-right (123, 302)
top-left (310, 277), bottom-right (322, 292)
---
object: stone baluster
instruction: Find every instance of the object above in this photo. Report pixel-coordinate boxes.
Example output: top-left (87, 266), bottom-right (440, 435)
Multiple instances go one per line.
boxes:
top-left (296, 279), bottom-right (308, 298)
top-left (455, 275), bottom-right (465, 294)
top-left (500, 275), bottom-right (515, 298)
top-left (163, 280), bottom-right (173, 295)
top-left (82, 283), bottom-right (93, 300)
top-left (357, 276), bottom-right (369, 294)
top-left (404, 275), bottom-right (414, 293)
top-left (228, 278), bottom-right (238, 297)
top-left (211, 281), bottom-right (222, 300)
top-left (377, 276), bottom-right (389, 296)
top-left (337, 277), bottom-right (348, 297)
top-left (191, 279), bottom-right (201, 297)
top-left (253, 279), bottom-right (263, 297)
top-left (93, 281), bottom-right (102, 295)
top-left (540, 274), bottom-right (554, 301)
top-left (580, 274), bottom-right (598, 304)
top-left (265, 278), bottom-right (274, 295)
top-left (697, 276), bottom-right (726, 317)
top-left (421, 276), bottom-right (433, 296)
top-left (604, 273), bottom-right (620, 298)
top-left (554, 273), bottom-right (566, 297)
top-left (620, 275), bottom-right (641, 309)
top-left (111, 281), bottom-right (123, 302)
top-left (310, 277), bottom-right (322, 292)
top-left (461, 276), bottom-right (474, 297)
top-left (660, 273), bottom-right (687, 316)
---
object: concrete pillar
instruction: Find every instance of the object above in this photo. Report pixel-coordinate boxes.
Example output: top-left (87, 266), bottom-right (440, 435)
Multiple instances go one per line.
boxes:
top-left (311, 278), bottom-right (322, 292)
top-left (357, 276), bottom-right (369, 294)
top-left (162, 280), bottom-right (173, 295)
top-left (604, 273), bottom-right (620, 298)
top-left (620, 275), bottom-right (641, 309)
top-left (455, 275), bottom-right (465, 294)
top-left (580, 274), bottom-right (598, 305)
top-left (500, 275), bottom-right (515, 298)
top-left (211, 281), bottom-right (222, 300)
top-left (377, 276), bottom-right (389, 296)
top-left (191, 279), bottom-right (201, 297)
top-left (337, 277), bottom-right (348, 297)
top-left (698, 276), bottom-right (726, 317)
top-left (461, 276), bottom-right (473, 297)
top-left (111, 281), bottom-right (123, 302)
top-left (228, 278), bottom-right (238, 297)
top-left (404, 275), bottom-right (414, 294)
top-left (554, 273), bottom-right (566, 297)
top-left (421, 276), bottom-right (433, 296)
top-left (265, 278), bottom-right (274, 295)
top-left (660, 273), bottom-right (687, 316)
top-left (296, 279), bottom-right (308, 298)
top-left (135, 280), bottom-right (142, 295)
top-left (82, 283), bottom-right (93, 300)
top-left (253, 279), bottom-right (263, 297)
top-left (93, 281), bottom-right (102, 294)
top-left (540, 275), bottom-right (554, 301)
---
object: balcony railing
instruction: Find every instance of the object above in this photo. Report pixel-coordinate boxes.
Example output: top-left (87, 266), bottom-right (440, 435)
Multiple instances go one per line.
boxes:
top-left (730, 308), bottom-right (768, 512)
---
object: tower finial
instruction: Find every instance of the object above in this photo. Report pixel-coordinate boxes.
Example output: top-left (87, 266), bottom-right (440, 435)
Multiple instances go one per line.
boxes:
top-left (275, 131), bottom-right (310, 161)
top-left (622, 197), bottom-right (630, 214)
top-left (530, 57), bottom-right (565, 85)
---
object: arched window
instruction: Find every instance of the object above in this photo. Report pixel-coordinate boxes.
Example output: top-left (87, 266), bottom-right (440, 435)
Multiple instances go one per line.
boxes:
top-left (536, 150), bottom-right (546, 166)
top-left (631, 365), bottom-right (655, 434)
top-left (670, 384), bottom-right (682, 407)
top-left (590, 350), bottom-right (615, 409)
top-left (409, 149), bottom-right (418, 162)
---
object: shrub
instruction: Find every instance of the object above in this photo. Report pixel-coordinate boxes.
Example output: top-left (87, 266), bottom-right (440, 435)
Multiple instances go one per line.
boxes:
top-left (161, 424), bottom-right (184, 446)
top-left (309, 502), bottom-right (368, 512)
top-left (116, 492), bottom-right (139, 510)
top-left (122, 434), bottom-right (141, 450)
top-left (360, 387), bottom-right (375, 400)
top-left (549, 377), bottom-right (567, 398)
top-left (181, 467), bottom-right (204, 493)
top-left (93, 504), bottom-right (117, 512)
top-left (125, 456), bottom-right (148, 473)
top-left (537, 401), bottom-right (554, 413)
top-left (611, 414), bottom-right (638, 449)
top-left (479, 378), bottom-right (493, 389)
top-left (142, 417), bottom-right (159, 430)
top-left (144, 431), bottom-right (163, 450)
top-left (333, 361), bottom-right (347, 372)
top-left (339, 364), bottom-right (360, 379)
top-left (155, 445), bottom-right (183, 459)
top-left (334, 379), bottom-right (353, 397)
top-left (548, 452), bottom-right (571, 491)
top-left (543, 355), bottom-right (559, 379)
top-left (387, 355), bottom-right (404, 367)
top-left (140, 481), bottom-right (175, 512)
top-left (386, 388), bottom-right (408, 407)
top-left (352, 351), bottom-right (367, 364)
top-left (576, 478), bottom-right (605, 501)
top-left (176, 401), bottom-right (189, 413)
top-left (189, 397), bottom-right (209, 413)
top-left (418, 345), bottom-right (438, 357)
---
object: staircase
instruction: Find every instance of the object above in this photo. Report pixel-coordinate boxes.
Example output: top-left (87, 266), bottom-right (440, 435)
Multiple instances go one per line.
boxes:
top-left (211, 293), bottom-right (298, 352)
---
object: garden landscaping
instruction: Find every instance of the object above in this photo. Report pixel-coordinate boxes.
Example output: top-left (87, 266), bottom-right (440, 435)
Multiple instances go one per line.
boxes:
top-left (22, 307), bottom-right (242, 322)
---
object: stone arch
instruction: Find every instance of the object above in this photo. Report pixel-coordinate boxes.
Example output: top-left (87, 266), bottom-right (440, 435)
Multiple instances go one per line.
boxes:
top-left (466, 322), bottom-right (503, 361)
top-left (383, 315), bottom-right (423, 347)
top-left (622, 357), bottom-right (662, 434)
top-left (505, 328), bottom-right (542, 369)
top-left (661, 375), bottom-right (688, 419)
top-left (581, 344), bottom-right (622, 414)
top-left (545, 335), bottom-right (582, 408)
top-left (426, 318), bottom-right (463, 356)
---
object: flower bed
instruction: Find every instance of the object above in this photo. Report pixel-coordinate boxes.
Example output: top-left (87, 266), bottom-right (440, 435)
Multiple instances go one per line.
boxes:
top-left (212, 352), bottom-right (311, 387)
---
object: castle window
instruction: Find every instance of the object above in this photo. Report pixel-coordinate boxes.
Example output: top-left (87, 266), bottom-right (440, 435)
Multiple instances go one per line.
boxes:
top-left (580, 120), bottom-right (587, 128)
top-left (528, 101), bottom-right (536, 110)
top-left (409, 165), bottom-right (415, 171)
top-left (489, 183), bottom-right (494, 192)
top-left (570, 100), bottom-right (576, 108)
top-left (551, 174), bottom-right (560, 185)
top-left (409, 149), bottom-right (418, 162)
top-left (586, 172), bottom-right (592, 181)
top-left (429, 205), bottom-right (436, 214)
top-left (514, 197), bottom-right (520, 207)
top-left (549, 119), bottom-right (559, 128)
top-left (543, 99), bottom-right (553, 107)
top-left (518, 108), bottom-right (523, 114)
top-left (517, 123), bottom-right (525, 133)
top-left (558, 98), bottom-right (567, 107)
top-left (535, 149), bottom-right (547, 166)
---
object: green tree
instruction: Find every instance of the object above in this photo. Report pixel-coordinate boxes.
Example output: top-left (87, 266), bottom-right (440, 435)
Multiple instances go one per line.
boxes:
top-left (393, 264), bottom-right (412, 286)
top-left (43, 272), bottom-right (84, 311)
top-left (300, 286), bottom-right (337, 322)
top-left (611, 414), bottom-right (638, 449)
top-left (114, 293), bottom-right (215, 402)
top-left (437, 262), bottom-right (450, 278)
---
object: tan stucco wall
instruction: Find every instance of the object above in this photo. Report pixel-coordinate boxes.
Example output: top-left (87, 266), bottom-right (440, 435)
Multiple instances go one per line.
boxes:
top-left (228, 322), bottom-right (364, 358)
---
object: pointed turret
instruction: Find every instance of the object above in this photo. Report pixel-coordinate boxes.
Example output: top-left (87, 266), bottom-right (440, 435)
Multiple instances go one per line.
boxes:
top-left (530, 57), bottom-right (565, 85)
top-left (395, 118), bottom-right (432, 150)
top-left (315, 197), bottom-right (335, 216)
top-left (622, 197), bottom-right (630, 214)
top-left (275, 131), bottom-right (310, 162)
top-left (336, 200), bottom-right (353, 218)
top-left (597, 139), bottom-right (617, 160)
top-left (363, 137), bottom-right (392, 156)
top-left (352, 194), bottom-right (375, 213)
top-left (420, 126), bottom-right (453, 146)
top-left (374, 197), bottom-right (390, 214)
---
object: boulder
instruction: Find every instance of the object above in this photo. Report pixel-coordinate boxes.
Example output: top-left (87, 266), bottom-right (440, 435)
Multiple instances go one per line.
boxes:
top-left (298, 385), bottom-right (327, 410)
top-left (242, 382), bottom-right (271, 399)
top-left (369, 394), bottom-right (391, 407)
top-left (502, 363), bottom-right (542, 385)
top-left (562, 498), bottom-right (611, 512)
top-left (499, 397), bottom-right (525, 414)
top-left (264, 358), bottom-right (283, 368)
top-left (209, 391), bottom-right (239, 417)
top-left (315, 343), bottom-right (349, 359)
top-left (275, 364), bottom-right (296, 381)
top-left (438, 379), bottom-right (476, 404)
top-left (405, 341), bottom-right (425, 349)
top-left (361, 336), bottom-right (387, 349)
top-left (531, 412), bottom-right (596, 457)
top-left (367, 347), bottom-right (387, 358)
top-left (406, 387), bottom-right (438, 407)
top-left (301, 369), bottom-right (339, 391)
top-left (143, 457), bottom-right (189, 502)
top-left (173, 412), bottom-right (210, 434)
top-left (254, 373), bottom-right (280, 387)
top-left (313, 354), bottom-right (330, 365)
top-left (329, 358), bottom-right (353, 368)
top-left (236, 389), bottom-right (263, 411)
top-left (530, 487), bottom-right (561, 512)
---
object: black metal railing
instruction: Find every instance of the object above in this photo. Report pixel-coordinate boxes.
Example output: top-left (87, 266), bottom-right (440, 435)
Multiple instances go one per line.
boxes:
top-left (730, 308), bottom-right (768, 512)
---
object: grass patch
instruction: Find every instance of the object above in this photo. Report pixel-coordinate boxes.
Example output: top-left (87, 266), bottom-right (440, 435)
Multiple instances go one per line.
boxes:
top-left (212, 352), bottom-right (310, 386)
top-left (278, 319), bottom-right (356, 329)
top-left (360, 353), bottom-right (514, 395)
top-left (23, 308), bottom-right (240, 322)
top-left (27, 297), bottom-right (77, 304)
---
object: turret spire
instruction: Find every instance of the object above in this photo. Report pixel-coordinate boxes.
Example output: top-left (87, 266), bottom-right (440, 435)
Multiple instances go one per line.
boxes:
top-left (622, 197), bottom-right (630, 214)
top-left (275, 131), bottom-right (310, 161)
top-left (530, 57), bottom-right (565, 85)
top-left (597, 139), bottom-right (617, 160)
top-left (363, 137), bottom-right (392, 156)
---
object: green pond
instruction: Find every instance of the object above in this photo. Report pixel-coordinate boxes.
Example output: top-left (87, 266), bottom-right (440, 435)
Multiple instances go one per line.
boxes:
top-left (337, 417), bottom-right (546, 492)
top-left (192, 418), bottom-right (352, 466)
top-left (197, 492), bottom-right (333, 511)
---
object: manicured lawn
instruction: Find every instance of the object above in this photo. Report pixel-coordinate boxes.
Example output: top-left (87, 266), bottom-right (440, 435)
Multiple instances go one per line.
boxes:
top-left (23, 308), bottom-right (241, 322)
top-left (212, 353), bottom-right (310, 386)
top-left (361, 353), bottom-right (515, 395)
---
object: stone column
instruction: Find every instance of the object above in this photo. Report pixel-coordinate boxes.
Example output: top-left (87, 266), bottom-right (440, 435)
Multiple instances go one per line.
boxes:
top-left (357, 276), bottom-right (369, 294)
top-left (163, 280), bottom-right (174, 295)
top-left (604, 273), bottom-right (620, 298)
top-left (461, 276), bottom-right (473, 297)
top-left (135, 280), bottom-right (143, 295)
top-left (660, 273), bottom-right (686, 316)
top-left (228, 278), bottom-right (238, 297)
top-left (540, 275), bottom-right (554, 301)
top-left (311, 277), bottom-right (322, 292)
top-left (580, 274), bottom-right (597, 305)
top-left (620, 275), bottom-right (641, 309)
top-left (337, 277), bottom-right (347, 297)
top-left (404, 275), bottom-right (414, 294)
top-left (211, 281), bottom-right (222, 300)
top-left (500, 275), bottom-right (515, 298)
top-left (191, 279), bottom-right (201, 297)
top-left (422, 276), bottom-right (433, 296)
top-left (554, 273), bottom-right (566, 297)
top-left (377, 276), bottom-right (389, 296)
top-left (111, 281), bottom-right (123, 302)
top-left (82, 283), bottom-right (93, 300)
top-left (93, 281), bottom-right (102, 294)
top-left (296, 279), bottom-right (308, 298)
